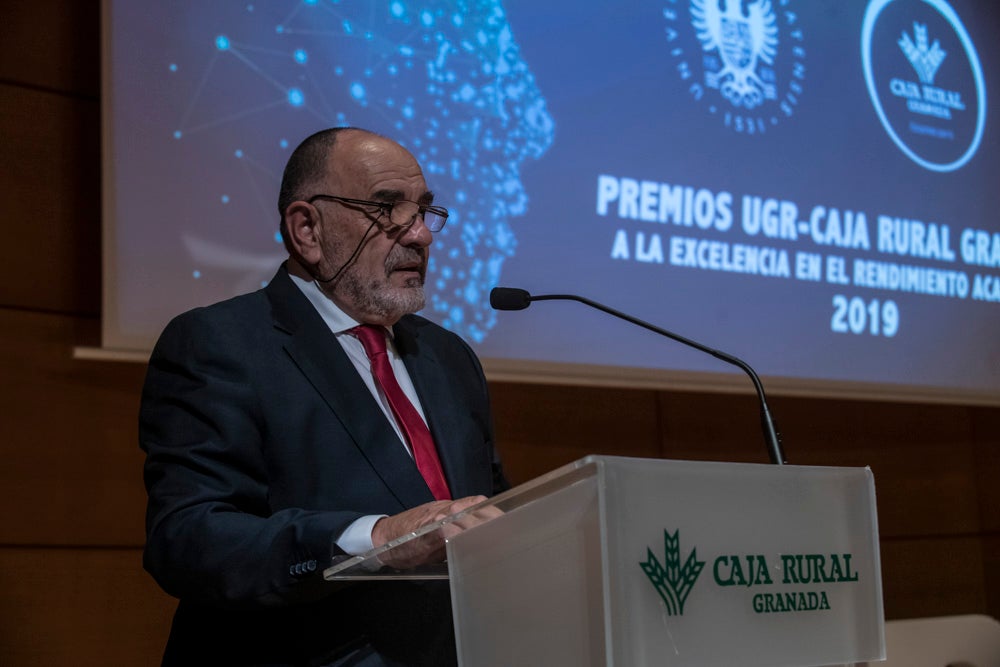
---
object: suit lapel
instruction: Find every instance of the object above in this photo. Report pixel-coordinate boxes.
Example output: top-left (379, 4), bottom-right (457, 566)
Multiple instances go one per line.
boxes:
top-left (393, 317), bottom-right (474, 499)
top-left (265, 267), bottom-right (434, 509)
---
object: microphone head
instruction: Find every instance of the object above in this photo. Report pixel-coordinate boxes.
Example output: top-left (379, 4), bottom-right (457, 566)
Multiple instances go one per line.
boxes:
top-left (490, 287), bottom-right (532, 311)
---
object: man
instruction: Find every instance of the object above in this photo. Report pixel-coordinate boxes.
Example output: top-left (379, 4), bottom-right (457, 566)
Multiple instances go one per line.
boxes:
top-left (140, 127), bottom-right (508, 666)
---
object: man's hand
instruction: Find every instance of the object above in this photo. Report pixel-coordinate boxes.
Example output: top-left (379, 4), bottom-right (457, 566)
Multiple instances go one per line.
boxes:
top-left (371, 495), bottom-right (502, 570)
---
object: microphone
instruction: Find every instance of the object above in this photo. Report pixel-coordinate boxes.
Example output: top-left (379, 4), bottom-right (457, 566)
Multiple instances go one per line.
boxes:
top-left (489, 287), bottom-right (787, 465)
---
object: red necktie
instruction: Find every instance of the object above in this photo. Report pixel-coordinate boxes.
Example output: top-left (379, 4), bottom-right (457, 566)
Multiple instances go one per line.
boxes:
top-left (351, 325), bottom-right (451, 501)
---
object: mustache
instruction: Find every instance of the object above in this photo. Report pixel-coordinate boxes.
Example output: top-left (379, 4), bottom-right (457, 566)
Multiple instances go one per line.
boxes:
top-left (385, 246), bottom-right (427, 273)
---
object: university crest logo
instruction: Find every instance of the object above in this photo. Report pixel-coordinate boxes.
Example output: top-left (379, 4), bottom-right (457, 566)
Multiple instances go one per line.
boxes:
top-left (663, 0), bottom-right (807, 134)
top-left (694, 0), bottom-right (778, 109)
top-left (639, 530), bottom-right (706, 615)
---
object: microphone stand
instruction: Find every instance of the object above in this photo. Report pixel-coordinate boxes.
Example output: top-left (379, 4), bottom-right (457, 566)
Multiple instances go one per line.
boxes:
top-left (493, 289), bottom-right (787, 465)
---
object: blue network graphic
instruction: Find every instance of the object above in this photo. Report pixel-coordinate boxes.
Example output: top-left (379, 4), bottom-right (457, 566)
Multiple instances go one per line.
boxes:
top-left (168, 0), bottom-right (554, 342)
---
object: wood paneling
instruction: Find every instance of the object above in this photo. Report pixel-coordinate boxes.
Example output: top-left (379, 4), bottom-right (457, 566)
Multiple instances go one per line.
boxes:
top-left (0, 309), bottom-right (147, 546)
top-left (0, 0), bottom-right (100, 96)
top-left (759, 396), bottom-right (983, 539)
top-left (879, 537), bottom-right (989, 619)
top-left (491, 382), bottom-right (662, 485)
top-left (0, 84), bottom-right (101, 314)
top-left (0, 547), bottom-right (174, 667)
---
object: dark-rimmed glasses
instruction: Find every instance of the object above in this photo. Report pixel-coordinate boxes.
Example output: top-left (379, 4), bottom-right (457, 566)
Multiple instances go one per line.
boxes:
top-left (307, 194), bottom-right (448, 232)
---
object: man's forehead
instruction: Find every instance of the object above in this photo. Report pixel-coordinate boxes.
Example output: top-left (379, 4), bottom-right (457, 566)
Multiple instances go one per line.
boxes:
top-left (326, 132), bottom-right (426, 194)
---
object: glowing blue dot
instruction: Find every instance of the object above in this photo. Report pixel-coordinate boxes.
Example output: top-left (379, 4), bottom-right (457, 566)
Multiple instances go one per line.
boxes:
top-left (215, 35), bottom-right (230, 51)
top-left (173, 130), bottom-right (182, 139)
top-left (335, 66), bottom-right (344, 76)
top-left (168, 63), bottom-right (178, 72)
top-left (452, 13), bottom-right (463, 27)
top-left (350, 82), bottom-right (366, 101)
top-left (234, 149), bottom-right (244, 158)
top-left (193, 270), bottom-right (201, 279)
top-left (391, 2), bottom-right (404, 17)
top-left (402, 104), bottom-right (414, 119)
top-left (288, 88), bottom-right (305, 106)
top-left (304, 0), bottom-right (318, 4)
top-left (261, 280), bottom-right (268, 287)
top-left (294, 49), bottom-right (307, 64)
top-left (221, 195), bottom-right (230, 204)
top-left (420, 11), bottom-right (433, 26)
top-left (276, 25), bottom-right (284, 34)
top-left (279, 138), bottom-right (289, 149)
top-left (274, 231), bottom-right (283, 243)
top-left (343, 20), bottom-right (353, 35)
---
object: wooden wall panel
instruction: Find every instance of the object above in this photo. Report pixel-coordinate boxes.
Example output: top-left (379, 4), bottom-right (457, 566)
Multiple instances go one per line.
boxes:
top-left (657, 391), bottom-right (772, 463)
top-left (972, 407), bottom-right (1000, 533)
top-left (0, 84), bottom-right (101, 314)
top-left (490, 382), bottom-right (662, 485)
top-left (0, 547), bottom-right (174, 667)
top-left (0, 0), bottom-right (99, 96)
top-left (879, 537), bottom-right (989, 619)
top-left (0, 309), bottom-right (147, 546)
top-left (765, 397), bottom-right (983, 539)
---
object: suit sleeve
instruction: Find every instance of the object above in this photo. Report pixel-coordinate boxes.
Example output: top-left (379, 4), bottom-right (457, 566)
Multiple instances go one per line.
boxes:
top-left (140, 308), bottom-right (357, 609)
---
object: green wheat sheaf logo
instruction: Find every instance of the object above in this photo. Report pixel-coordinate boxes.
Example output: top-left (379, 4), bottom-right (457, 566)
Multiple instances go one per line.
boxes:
top-left (640, 530), bottom-right (706, 615)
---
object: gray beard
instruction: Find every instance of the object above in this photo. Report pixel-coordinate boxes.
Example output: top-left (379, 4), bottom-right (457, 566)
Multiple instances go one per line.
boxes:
top-left (338, 269), bottom-right (425, 321)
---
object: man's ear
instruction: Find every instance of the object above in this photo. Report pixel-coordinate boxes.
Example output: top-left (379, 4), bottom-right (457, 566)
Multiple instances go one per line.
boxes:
top-left (283, 201), bottom-right (323, 265)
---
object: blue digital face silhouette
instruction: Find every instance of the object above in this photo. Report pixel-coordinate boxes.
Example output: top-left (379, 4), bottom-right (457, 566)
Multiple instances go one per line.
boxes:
top-left (174, 1), bottom-right (555, 343)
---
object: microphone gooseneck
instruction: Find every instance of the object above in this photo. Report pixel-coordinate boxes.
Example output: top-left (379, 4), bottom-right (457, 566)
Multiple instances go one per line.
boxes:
top-left (489, 286), bottom-right (787, 465)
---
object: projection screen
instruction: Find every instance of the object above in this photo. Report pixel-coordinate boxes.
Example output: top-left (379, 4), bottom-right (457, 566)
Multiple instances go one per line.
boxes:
top-left (100, 0), bottom-right (1000, 405)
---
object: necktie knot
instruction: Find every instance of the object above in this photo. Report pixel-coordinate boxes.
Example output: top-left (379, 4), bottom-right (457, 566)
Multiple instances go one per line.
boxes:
top-left (351, 324), bottom-right (388, 361)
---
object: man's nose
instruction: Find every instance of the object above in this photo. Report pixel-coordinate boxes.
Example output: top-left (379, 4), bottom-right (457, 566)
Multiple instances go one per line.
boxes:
top-left (400, 214), bottom-right (433, 247)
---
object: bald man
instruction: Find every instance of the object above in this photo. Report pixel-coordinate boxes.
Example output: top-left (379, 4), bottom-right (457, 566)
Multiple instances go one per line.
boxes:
top-left (141, 128), bottom-right (508, 666)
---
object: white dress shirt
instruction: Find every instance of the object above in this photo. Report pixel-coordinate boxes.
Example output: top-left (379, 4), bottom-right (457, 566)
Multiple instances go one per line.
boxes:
top-left (289, 273), bottom-right (432, 555)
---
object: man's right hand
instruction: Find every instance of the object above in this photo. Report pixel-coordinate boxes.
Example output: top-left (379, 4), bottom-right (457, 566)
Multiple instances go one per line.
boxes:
top-left (371, 495), bottom-right (502, 570)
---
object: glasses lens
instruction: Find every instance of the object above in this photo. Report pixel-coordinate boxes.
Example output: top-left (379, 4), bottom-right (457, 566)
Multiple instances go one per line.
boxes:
top-left (388, 201), bottom-right (446, 231)
top-left (388, 201), bottom-right (418, 228)
top-left (423, 210), bottom-right (446, 232)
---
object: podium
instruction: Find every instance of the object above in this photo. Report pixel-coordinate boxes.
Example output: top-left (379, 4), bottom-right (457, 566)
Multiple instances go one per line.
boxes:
top-left (325, 456), bottom-right (885, 666)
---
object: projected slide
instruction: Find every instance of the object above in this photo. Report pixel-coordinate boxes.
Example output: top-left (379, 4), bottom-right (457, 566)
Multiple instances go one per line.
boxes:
top-left (106, 0), bottom-right (1000, 402)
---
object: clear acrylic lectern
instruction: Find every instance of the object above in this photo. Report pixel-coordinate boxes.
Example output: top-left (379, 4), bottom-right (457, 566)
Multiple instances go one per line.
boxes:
top-left (325, 455), bottom-right (885, 666)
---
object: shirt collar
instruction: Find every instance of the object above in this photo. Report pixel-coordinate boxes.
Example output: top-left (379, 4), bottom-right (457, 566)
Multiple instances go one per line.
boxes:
top-left (287, 272), bottom-right (392, 339)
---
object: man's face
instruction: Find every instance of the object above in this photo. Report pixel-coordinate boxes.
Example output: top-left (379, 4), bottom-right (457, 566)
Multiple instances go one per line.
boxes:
top-left (314, 132), bottom-right (435, 325)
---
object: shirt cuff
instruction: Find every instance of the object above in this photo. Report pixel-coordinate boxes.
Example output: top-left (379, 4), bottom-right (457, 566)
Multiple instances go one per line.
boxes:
top-left (334, 514), bottom-right (387, 555)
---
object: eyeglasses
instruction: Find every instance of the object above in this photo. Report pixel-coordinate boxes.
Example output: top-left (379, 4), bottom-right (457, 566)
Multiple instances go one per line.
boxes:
top-left (306, 194), bottom-right (449, 232)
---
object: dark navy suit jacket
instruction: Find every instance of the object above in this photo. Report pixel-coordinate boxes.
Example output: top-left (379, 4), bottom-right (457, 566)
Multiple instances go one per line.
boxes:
top-left (140, 265), bottom-right (507, 665)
